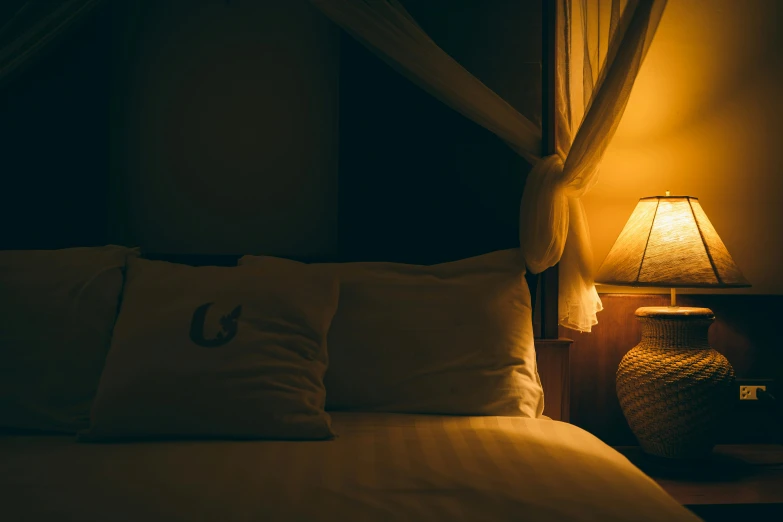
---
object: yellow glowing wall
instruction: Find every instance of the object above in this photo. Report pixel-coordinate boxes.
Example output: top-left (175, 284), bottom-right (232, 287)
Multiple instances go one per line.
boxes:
top-left (587, 0), bottom-right (783, 294)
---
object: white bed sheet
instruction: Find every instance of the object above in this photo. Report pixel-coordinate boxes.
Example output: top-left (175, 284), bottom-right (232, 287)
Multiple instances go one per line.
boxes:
top-left (0, 413), bottom-right (699, 522)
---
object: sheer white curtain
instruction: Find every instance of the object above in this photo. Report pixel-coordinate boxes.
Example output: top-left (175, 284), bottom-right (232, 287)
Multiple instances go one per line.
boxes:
top-left (0, 0), bottom-right (103, 86)
top-left (312, 0), bottom-right (667, 332)
top-left (534, 0), bottom-right (668, 331)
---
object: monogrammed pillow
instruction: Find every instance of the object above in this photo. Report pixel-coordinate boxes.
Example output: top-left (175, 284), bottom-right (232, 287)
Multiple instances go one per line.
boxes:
top-left (84, 256), bottom-right (338, 441)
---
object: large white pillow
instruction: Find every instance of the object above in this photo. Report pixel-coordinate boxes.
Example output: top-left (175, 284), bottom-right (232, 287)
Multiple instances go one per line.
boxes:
top-left (241, 249), bottom-right (543, 417)
top-left (0, 245), bottom-right (139, 433)
top-left (84, 256), bottom-right (339, 441)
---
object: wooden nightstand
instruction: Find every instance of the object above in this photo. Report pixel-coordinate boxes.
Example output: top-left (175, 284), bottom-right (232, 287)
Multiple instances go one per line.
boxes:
top-left (616, 444), bottom-right (783, 522)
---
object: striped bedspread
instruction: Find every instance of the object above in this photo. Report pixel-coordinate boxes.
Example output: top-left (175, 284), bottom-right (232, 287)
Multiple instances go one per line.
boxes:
top-left (0, 413), bottom-right (699, 522)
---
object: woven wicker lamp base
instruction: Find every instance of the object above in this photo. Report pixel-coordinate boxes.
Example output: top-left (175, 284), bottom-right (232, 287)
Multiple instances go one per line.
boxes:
top-left (616, 307), bottom-right (735, 459)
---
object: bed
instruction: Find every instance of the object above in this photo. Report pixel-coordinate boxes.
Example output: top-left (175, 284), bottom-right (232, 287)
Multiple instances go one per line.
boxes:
top-left (0, 244), bottom-right (705, 522)
top-left (0, 247), bottom-right (699, 522)
top-left (0, 2), bottom-right (699, 521)
top-left (0, 413), bottom-right (696, 522)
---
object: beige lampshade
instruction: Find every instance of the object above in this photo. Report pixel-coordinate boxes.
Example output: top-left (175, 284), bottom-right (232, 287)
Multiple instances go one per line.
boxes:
top-left (595, 196), bottom-right (750, 288)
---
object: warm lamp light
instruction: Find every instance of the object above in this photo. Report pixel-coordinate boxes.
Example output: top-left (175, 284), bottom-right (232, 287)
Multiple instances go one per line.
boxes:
top-left (596, 193), bottom-right (749, 459)
top-left (596, 192), bottom-right (749, 303)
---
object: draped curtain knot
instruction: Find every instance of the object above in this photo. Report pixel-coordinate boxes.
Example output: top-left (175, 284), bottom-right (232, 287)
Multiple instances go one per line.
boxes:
top-left (521, 0), bottom-right (667, 332)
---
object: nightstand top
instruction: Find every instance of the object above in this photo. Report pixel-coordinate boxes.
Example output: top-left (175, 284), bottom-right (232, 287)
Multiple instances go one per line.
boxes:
top-left (617, 444), bottom-right (783, 505)
top-left (617, 444), bottom-right (783, 521)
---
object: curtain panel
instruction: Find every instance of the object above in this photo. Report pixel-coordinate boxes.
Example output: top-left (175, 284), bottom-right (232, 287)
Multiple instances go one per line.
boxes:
top-left (0, 0), bottom-right (103, 87)
top-left (313, 0), bottom-right (667, 332)
top-left (545, 0), bottom-right (668, 331)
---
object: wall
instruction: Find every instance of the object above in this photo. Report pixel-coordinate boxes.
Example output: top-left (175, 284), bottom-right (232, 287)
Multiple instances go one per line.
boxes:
top-left (585, 0), bottom-right (783, 294)
top-left (0, 7), bottom-right (111, 249)
top-left (566, 1), bottom-right (783, 445)
top-left (110, 0), bottom-right (341, 257)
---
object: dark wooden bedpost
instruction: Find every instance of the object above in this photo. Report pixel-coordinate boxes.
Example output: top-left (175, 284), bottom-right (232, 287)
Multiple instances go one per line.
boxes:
top-left (534, 0), bottom-right (573, 420)
top-left (539, 0), bottom-right (560, 340)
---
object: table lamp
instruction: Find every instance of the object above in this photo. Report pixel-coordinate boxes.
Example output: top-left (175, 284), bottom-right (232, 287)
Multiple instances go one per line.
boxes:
top-left (595, 193), bottom-right (750, 459)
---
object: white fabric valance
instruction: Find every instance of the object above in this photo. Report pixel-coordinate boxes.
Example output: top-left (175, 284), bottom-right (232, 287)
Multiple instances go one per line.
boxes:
top-left (313, 0), bottom-right (668, 331)
top-left (310, 0), bottom-right (542, 165)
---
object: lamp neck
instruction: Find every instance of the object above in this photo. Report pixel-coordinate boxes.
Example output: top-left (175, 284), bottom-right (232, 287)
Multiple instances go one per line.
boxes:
top-left (637, 315), bottom-right (713, 350)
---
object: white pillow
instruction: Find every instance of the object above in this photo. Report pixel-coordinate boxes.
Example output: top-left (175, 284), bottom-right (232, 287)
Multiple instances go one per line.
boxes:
top-left (84, 256), bottom-right (339, 441)
top-left (240, 249), bottom-right (543, 417)
top-left (0, 245), bottom-right (139, 432)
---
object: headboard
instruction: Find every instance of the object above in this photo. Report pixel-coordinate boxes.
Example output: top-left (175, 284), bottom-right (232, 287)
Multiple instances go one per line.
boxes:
top-left (1, 1), bottom-right (566, 420)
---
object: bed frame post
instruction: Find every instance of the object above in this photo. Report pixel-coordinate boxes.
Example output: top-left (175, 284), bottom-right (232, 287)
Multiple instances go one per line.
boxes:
top-left (539, 0), bottom-right (559, 340)
top-left (534, 1), bottom-right (574, 424)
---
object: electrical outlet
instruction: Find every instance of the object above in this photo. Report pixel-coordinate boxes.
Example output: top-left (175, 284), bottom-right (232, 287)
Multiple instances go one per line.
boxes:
top-left (739, 385), bottom-right (766, 400)
top-left (729, 379), bottom-right (778, 444)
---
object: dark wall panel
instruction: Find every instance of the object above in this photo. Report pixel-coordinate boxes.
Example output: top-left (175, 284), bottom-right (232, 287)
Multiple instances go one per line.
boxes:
top-left (111, 0), bottom-right (340, 257)
top-left (0, 7), bottom-right (111, 249)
